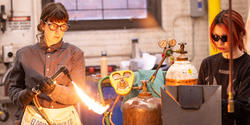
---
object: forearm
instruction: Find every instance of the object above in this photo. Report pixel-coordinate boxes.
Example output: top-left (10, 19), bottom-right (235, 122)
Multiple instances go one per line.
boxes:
top-left (7, 50), bottom-right (27, 107)
top-left (9, 87), bottom-right (36, 108)
top-left (49, 49), bottom-right (85, 105)
top-left (8, 87), bottom-right (24, 107)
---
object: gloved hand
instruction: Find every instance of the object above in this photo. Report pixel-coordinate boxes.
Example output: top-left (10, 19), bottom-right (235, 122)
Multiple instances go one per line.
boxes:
top-left (39, 77), bottom-right (56, 95)
top-left (19, 88), bottom-right (36, 106)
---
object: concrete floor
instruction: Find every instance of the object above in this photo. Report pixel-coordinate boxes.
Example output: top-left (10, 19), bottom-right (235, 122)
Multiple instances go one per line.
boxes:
top-left (0, 96), bottom-right (17, 125)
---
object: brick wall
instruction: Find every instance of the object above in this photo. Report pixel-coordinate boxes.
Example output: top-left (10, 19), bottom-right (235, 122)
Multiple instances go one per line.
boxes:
top-left (63, 0), bottom-right (248, 70)
top-left (0, 0), bottom-right (248, 124)
top-left (0, 0), bottom-right (248, 71)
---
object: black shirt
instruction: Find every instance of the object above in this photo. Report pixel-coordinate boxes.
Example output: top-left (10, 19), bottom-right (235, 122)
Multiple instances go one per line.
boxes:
top-left (198, 52), bottom-right (250, 125)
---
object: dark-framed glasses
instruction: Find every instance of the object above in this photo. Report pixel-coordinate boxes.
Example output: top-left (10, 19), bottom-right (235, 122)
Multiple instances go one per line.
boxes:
top-left (211, 34), bottom-right (228, 43)
top-left (46, 22), bottom-right (70, 32)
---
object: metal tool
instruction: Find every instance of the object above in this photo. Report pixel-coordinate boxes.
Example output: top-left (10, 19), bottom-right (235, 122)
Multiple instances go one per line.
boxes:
top-left (0, 106), bottom-right (9, 122)
top-left (148, 40), bottom-right (190, 97)
top-left (227, 0), bottom-right (234, 113)
top-left (109, 70), bottom-right (134, 96)
top-left (32, 66), bottom-right (71, 125)
top-left (149, 39), bottom-right (177, 84)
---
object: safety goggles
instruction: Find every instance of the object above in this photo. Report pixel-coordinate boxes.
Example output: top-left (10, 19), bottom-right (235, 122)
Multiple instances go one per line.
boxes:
top-left (211, 34), bottom-right (228, 43)
top-left (45, 22), bottom-right (70, 32)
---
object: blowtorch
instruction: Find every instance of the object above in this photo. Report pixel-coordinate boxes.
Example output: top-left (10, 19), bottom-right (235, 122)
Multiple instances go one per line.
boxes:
top-left (31, 66), bottom-right (109, 125)
top-left (32, 66), bottom-right (71, 94)
top-left (31, 66), bottom-right (72, 125)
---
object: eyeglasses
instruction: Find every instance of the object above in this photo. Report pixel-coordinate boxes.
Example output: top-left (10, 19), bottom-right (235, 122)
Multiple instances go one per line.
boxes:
top-left (45, 22), bottom-right (70, 32)
top-left (211, 34), bottom-right (228, 43)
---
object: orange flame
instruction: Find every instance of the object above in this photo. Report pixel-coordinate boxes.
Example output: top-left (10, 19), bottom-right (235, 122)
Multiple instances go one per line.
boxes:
top-left (72, 81), bottom-right (109, 114)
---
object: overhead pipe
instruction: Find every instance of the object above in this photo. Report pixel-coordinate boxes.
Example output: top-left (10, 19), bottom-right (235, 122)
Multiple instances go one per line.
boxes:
top-left (227, 0), bottom-right (234, 113)
top-left (10, 0), bottom-right (13, 18)
top-left (0, 5), bottom-right (7, 33)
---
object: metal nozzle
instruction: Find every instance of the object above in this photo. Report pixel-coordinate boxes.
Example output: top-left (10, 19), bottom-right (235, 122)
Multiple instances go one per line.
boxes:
top-left (51, 66), bottom-right (67, 79)
top-left (51, 66), bottom-right (72, 81)
top-left (227, 92), bottom-right (234, 113)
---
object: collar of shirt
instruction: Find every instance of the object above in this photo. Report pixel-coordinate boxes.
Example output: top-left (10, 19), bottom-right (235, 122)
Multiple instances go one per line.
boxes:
top-left (39, 36), bottom-right (64, 53)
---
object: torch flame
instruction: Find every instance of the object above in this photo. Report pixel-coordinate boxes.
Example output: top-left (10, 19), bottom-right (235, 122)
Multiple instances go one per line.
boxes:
top-left (72, 81), bottom-right (109, 114)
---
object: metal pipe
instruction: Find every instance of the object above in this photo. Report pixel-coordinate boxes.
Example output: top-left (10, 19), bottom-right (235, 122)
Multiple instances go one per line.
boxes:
top-left (189, 18), bottom-right (195, 62)
top-left (227, 0), bottom-right (234, 113)
top-left (149, 50), bottom-right (167, 83)
top-left (10, 0), bottom-right (13, 18)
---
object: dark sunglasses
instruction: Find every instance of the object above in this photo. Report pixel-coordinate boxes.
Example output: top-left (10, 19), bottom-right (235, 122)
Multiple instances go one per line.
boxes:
top-left (45, 22), bottom-right (70, 32)
top-left (211, 34), bottom-right (228, 42)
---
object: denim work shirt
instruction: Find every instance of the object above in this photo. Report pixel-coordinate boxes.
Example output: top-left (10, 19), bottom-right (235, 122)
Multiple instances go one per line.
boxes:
top-left (8, 38), bottom-right (86, 110)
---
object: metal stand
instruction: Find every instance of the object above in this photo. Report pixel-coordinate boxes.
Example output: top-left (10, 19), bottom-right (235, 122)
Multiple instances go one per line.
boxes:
top-left (161, 85), bottom-right (221, 125)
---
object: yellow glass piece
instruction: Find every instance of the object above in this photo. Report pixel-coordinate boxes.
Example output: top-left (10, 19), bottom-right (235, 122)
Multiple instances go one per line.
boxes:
top-left (109, 70), bottom-right (134, 96)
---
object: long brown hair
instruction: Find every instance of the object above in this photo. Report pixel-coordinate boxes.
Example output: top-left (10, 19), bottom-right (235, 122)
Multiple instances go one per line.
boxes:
top-left (37, 2), bottom-right (69, 32)
top-left (210, 9), bottom-right (246, 51)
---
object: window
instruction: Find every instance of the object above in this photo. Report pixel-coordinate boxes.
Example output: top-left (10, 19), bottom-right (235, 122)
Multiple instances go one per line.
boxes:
top-left (42, 0), bottom-right (161, 30)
